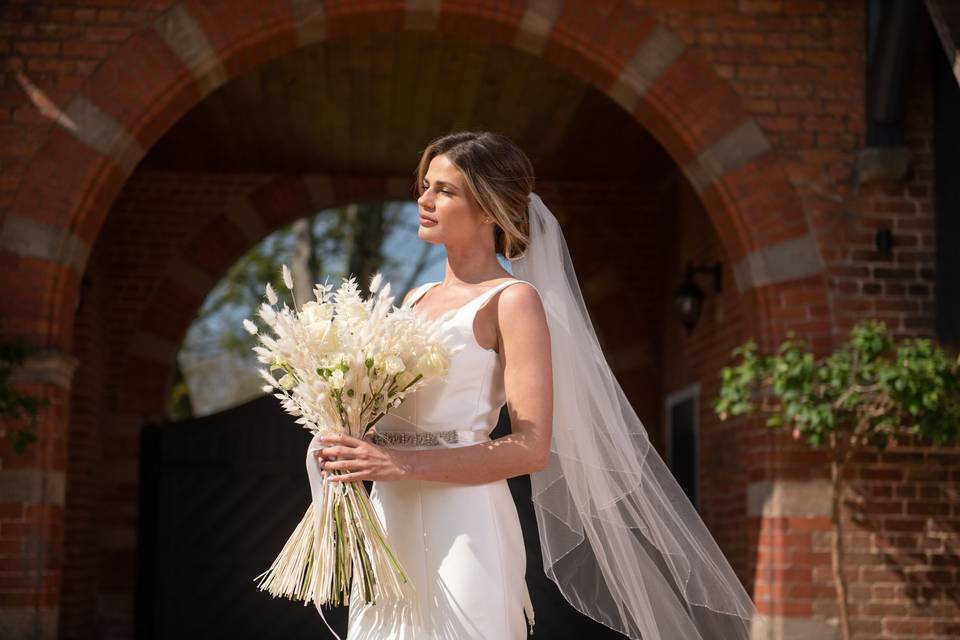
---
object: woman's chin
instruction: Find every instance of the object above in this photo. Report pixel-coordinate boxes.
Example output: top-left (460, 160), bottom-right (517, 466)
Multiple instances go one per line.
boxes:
top-left (417, 226), bottom-right (439, 241)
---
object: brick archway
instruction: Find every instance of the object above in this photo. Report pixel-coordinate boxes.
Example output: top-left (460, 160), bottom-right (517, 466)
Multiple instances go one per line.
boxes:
top-left (2, 2), bottom-right (832, 637)
top-left (9, 1), bottom-right (827, 350)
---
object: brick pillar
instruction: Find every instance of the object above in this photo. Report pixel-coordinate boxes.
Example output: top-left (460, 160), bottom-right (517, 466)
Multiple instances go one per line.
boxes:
top-left (0, 350), bottom-right (78, 639)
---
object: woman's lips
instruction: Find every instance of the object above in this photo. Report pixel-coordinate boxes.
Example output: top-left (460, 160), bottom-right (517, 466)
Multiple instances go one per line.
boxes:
top-left (419, 214), bottom-right (437, 227)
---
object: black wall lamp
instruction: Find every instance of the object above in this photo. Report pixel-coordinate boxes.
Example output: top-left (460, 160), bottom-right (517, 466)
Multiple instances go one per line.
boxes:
top-left (674, 261), bottom-right (723, 335)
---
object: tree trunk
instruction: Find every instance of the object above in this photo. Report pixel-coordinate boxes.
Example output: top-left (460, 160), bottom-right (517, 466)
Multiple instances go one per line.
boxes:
top-left (830, 452), bottom-right (852, 640)
top-left (347, 202), bottom-right (387, 292)
top-left (167, 359), bottom-right (194, 421)
top-left (291, 217), bottom-right (315, 308)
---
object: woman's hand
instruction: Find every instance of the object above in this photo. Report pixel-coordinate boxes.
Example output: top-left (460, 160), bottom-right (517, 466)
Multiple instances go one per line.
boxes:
top-left (314, 431), bottom-right (415, 483)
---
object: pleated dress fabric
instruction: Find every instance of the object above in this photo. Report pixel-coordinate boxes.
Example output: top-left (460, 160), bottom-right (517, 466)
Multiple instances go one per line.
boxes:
top-left (346, 279), bottom-right (537, 640)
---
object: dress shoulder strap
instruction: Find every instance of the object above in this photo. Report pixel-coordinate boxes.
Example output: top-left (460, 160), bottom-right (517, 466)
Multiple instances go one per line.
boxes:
top-left (408, 281), bottom-right (440, 307)
top-left (463, 278), bottom-right (538, 314)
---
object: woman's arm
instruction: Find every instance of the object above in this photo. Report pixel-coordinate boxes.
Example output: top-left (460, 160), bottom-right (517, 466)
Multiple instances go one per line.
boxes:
top-left (317, 283), bottom-right (553, 484)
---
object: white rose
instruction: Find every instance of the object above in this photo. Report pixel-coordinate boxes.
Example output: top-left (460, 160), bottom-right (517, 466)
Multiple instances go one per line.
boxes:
top-left (384, 355), bottom-right (405, 375)
top-left (328, 369), bottom-right (345, 390)
top-left (300, 300), bottom-right (332, 325)
top-left (416, 350), bottom-right (449, 378)
top-left (395, 371), bottom-right (414, 389)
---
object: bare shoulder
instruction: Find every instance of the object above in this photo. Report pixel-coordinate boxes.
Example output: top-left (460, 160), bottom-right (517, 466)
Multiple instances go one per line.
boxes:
top-left (474, 280), bottom-right (547, 352)
top-left (499, 281), bottom-right (544, 314)
top-left (498, 282), bottom-right (549, 337)
top-left (496, 281), bottom-right (551, 364)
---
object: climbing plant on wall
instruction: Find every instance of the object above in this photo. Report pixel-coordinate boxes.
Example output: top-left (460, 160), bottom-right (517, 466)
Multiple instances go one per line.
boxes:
top-left (714, 320), bottom-right (960, 640)
top-left (0, 334), bottom-right (51, 455)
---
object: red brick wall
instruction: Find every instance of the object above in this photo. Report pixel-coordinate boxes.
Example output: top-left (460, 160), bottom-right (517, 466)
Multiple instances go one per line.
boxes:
top-left (1, 1), bottom-right (176, 222)
top-left (2, 2), bottom-right (958, 639)
top-left (840, 447), bottom-right (960, 638)
top-left (652, 8), bottom-right (958, 637)
top-left (537, 179), bottom-right (669, 430)
top-left (659, 175), bottom-right (757, 591)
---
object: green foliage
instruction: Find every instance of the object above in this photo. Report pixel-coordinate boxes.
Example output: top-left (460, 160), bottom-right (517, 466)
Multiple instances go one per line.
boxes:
top-left (715, 319), bottom-right (960, 640)
top-left (714, 320), bottom-right (960, 453)
top-left (0, 335), bottom-right (51, 455)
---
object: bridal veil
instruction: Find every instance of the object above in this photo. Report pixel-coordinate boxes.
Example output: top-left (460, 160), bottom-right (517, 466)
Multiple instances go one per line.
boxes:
top-left (511, 192), bottom-right (766, 639)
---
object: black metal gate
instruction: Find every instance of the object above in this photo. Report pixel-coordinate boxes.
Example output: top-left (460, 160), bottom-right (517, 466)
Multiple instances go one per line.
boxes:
top-left (136, 394), bottom-right (347, 639)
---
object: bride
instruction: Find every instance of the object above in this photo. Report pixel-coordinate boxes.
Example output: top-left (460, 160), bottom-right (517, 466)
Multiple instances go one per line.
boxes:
top-left (312, 131), bottom-right (764, 639)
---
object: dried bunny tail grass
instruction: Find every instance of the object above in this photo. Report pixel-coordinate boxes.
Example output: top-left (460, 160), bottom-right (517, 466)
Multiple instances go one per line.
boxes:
top-left (253, 503), bottom-right (317, 602)
top-left (253, 481), bottom-right (412, 609)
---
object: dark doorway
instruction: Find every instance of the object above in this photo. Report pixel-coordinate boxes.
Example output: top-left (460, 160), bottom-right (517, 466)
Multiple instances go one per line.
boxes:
top-left (666, 389), bottom-right (700, 511)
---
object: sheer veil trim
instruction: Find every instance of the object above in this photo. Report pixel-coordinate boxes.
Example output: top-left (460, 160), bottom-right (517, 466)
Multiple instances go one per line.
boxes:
top-left (511, 192), bottom-right (768, 639)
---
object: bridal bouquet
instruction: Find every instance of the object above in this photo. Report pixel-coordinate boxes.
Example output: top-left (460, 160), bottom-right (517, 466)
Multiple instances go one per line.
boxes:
top-left (249, 266), bottom-right (460, 616)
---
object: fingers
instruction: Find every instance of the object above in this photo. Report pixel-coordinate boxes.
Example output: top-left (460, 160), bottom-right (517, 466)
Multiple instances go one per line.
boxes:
top-left (317, 444), bottom-right (365, 458)
top-left (313, 433), bottom-right (374, 465)
top-left (326, 471), bottom-right (362, 483)
top-left (320, 432), bottom-right (362, 447)
top-left (322, 458), bottom-right (360, 473)
top-left (319, 445), bottom-right (346, 457)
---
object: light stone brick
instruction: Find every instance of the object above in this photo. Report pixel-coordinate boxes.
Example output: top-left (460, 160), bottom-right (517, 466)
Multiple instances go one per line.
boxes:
top-left (288, 0), bottom-right (328, 46)
top-left (61, 95), bottom-right (144, 176)
top-left (513, 0), bottom-right (564, 56)
top-left (7, 349), bottom-right (80, 390)
top-left (608, 23), bottom-right (686, 113)
top-left (747, 479), bottom-right (832, 517)
top-left (682, 119), bottom-right (771, 194)
top-left (153, 4), bottom-right (229, 98)
top-left (0, 469), bottom-right (66, 506)
top-left (732, 234), bottom-right (824, 292)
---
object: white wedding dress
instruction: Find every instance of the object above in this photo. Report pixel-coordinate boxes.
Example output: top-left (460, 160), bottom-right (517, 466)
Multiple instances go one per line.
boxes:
top-left (346, 279), bottom-right (537, 640)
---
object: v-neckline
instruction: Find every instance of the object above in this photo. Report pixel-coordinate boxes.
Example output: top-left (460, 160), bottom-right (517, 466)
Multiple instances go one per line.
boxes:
top-left (410, 279), bottom-right (516, 324)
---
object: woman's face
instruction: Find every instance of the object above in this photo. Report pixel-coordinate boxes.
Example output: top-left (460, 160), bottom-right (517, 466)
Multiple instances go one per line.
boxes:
top-left (417, 154), bottom-right (489, 247)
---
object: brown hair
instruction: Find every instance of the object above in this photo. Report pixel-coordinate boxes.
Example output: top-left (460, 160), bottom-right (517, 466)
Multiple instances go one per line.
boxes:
top-left (414, 131), bottom-right (535, 260)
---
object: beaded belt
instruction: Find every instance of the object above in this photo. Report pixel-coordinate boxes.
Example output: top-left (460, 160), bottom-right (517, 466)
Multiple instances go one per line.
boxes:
top-left (371, 429), bottom-right (490, 449)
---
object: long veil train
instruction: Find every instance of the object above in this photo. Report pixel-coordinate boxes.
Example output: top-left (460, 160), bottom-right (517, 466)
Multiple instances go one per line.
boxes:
top-left (511, 192), bottom-right (766, 639)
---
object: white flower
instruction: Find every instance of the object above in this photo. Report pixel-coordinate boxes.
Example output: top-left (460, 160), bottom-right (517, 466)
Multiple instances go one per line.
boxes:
top-left (265, 282), bottom-right (278, 305)
top-left (258, 302), bottom-right (277, 326)
top-left (278, 373), bottom-right (297, 390)
top-left (282, 264), bottom-right (294, 290)
top-left (340, 299), bottom-right (369, 324)
top-left (329, 369), bottom-right (345, 390)
top-left (395, 371), bottom-right (413, 389)
top-left (299, 300), bottom-right (332, 325)
top-left (416, 350), bottom-right (449, 378)
top-left (258, 368), bottom-right (279, 388)
top-left (242, 318), bottom-right (258, 335)
top-left (384, 355), bottom-right (405, 375)
top-left (369, 272), bottom-right (383, 294)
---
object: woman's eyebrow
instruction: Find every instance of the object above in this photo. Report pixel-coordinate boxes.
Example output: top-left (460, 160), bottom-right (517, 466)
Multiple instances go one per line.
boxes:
top-left (423, 179), bottom-right (457, 190)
